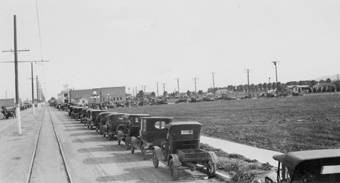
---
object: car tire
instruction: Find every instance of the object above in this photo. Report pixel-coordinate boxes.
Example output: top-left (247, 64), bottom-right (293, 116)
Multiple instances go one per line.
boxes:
top-left (152, 151), bottom-right (159, 168)
top-left (170, 159), bottom-right (179, 180)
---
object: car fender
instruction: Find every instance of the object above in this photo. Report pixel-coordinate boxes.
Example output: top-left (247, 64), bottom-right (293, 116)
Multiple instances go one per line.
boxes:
top-left (153, 147), bottom-right (164, 160)
top-left (169, 154), bottom-right (182, 167)
top-left (208, 151), bottom-right (218, 164)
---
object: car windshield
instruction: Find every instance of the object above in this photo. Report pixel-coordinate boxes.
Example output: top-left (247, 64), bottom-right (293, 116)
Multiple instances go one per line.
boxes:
top-left (292, 161), bottom-right (340, 183)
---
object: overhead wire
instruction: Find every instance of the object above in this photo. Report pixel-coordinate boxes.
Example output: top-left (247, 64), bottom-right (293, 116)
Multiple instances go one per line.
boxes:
top-left (35, 0), bottom-right (43, 59)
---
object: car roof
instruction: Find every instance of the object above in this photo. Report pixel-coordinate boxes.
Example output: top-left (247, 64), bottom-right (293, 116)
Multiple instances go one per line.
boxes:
top-left (140, 116), bottom-right (173, 119)
top-left (273, 149), bottom-right (340, 170)
top-left (168, 121), bottom-right (202, 127)
top-left (107, 113), bottom-right (125, 117)
top-left (126, 114), bottom-right (150, 117)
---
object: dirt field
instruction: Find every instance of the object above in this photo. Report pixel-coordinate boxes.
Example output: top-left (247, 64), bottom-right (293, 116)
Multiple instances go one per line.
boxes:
top-left (113, 93), bottom-right (340, 153)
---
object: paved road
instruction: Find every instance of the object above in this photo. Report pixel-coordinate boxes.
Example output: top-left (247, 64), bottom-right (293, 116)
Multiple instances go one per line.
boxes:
top-left (51, 108), bottom-right (221, 183)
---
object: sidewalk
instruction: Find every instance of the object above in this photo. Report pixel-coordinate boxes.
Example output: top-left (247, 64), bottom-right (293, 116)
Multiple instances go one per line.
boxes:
top-left (201, 136), bottom-right (282, 166)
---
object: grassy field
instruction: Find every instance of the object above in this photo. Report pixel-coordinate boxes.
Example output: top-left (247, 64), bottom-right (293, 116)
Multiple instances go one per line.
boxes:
top-left (112, 93), bottom-right (340, 153)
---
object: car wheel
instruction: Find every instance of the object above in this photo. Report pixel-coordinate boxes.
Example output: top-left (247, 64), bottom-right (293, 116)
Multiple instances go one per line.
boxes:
top-left (206, 160), bottom-right (216, 177)
top-left (170, 159), bottom-right (179, 180)
top-left (152, 151), bottom-right (159, 168)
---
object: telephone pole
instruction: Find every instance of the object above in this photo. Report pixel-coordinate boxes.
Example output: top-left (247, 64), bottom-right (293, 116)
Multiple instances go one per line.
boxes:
top-left (176, 78), bottom-right (180, 95)
top-left (272, 61), bottom-right (279, 89)
top-left (36, 76), bottom-right (39, 103)
top-left (246, 69), bottom-right (250, 94)
top-left (162, 83), bottom-right (166, 94)
top-left (211, 72), bottom-right (215, 93)
top-left (1, 15), bottom-right (30, 135)
top-left (156, 82), bottom-right (159, 97)
top-left (193, 77), bottom-right (198, 93)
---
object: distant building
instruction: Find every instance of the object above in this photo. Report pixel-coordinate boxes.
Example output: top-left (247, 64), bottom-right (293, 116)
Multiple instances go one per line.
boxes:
top-left (69, 86), bottom-right (126, 105)
top-left (0, 98), bottom-right (15, 107)
top-left (287, 85), bottom-right (311, 93)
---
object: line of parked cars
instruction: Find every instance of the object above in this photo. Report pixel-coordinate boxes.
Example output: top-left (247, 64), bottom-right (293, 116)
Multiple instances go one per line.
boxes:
top-left (63, 105), bottom-right (340, 183)
top-left (65, 105), bottom-right (218, 180)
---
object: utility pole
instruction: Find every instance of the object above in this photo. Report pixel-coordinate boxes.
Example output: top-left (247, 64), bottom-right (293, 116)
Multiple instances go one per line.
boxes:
top-left (246, 69), bottom-right (250, 95)
top-left (272, 61), bottom-right (279, 89)
top-left (156, 82), bottom-right (159, 97)
top-left (176, 78), bottom-right (180, 95)
top-left (268, 77), bottom-right (271, 83)
top-left (36, 76), bottom-right (39, 104)
top-left (211, 72), bottom-right (215, 93)
top-left (1, 15), bottom-right (30, 135)
top-left (162, 83), bottom-right (166, 94)
top-left (31, 63), bottom-right (34, 113)
top-left (193, 77), bottom-right (198, 94)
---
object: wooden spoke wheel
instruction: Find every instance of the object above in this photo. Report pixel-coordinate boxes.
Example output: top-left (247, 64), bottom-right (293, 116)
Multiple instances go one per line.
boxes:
top-left (169, 159), bottom-right (179, 180)
top-left (152, 151), bottom-right (159, 168)
top-left (131, 146), bottom-right (135, 154)
top-left (206, 160), bottom-right (216, 177)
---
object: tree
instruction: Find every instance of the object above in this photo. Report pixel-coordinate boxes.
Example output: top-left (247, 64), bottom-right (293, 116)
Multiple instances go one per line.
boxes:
top-left (136, 90), bottom-right (144, 99)
top-left (186, 90), bottom-right (191, 97)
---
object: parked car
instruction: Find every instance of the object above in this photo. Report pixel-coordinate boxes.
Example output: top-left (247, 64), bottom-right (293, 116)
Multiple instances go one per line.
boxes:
top-left (130, 117), bottom-right (173, 158)
top-left (86, 109), bottom-right (106, 129)
top-left (152, 121), bottom-right (217, 180)
top-left (102, 113), bottom-right (126, 139)
top-left (116, 114), bottom-right (150, 148)
top-left (264, 149), bottom-right (340, 183)
top-left (79, 107), bottom-right (89, 123)
top-left (95, 111), bottom-right (113, 134)
top-left (71, 106), bottom-right (84, 120)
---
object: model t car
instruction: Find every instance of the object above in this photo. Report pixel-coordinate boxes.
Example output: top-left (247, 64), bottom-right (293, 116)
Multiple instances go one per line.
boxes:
top-left (102, 112), bottom-right (126, 139)
top-left (1, 106), bottom-right (16, 119)
top-left (79, 107), bottom-right (89, 123)
top-left (86, 109), bottom-right (106, 129)
top-left (71, 106), bottom-right (84, 120)
top-left (130, 117), bottom-right (173, 157)
top-left (95, 111), bottom-right (114, 134)
top-left (115, 114), bottom-right (150, 147)
top-left (152, 121), bottom-right (217, 180)
top-left (264, 149), bottom-right (340, 183)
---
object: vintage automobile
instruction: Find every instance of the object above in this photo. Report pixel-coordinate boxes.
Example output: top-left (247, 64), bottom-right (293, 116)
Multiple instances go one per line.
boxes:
top-left (115, 114), bottom-right (150, 147)
top-left (79, 107), bottom-right (89, 123)
top-left (96, 111), bottom-right (115, 134)
top-left (130, 117), bottom-right (173, 157)
top-left (86, 109), bottom-right (106, 129)
top-left (102, 113), bottom-right (126, 139)
top-left (1, 106), bottom-right (16, 119)
top-left (264, 149), bottom-right (340, 183)
top-left (152, 121), bottom-right (217, 180)
top-left (71, 106), bottom-right (85, 120)
top-left (68, 105), bottom-right (75, 116)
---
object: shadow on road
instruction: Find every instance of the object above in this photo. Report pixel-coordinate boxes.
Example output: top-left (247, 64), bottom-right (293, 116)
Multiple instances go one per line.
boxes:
top-left (72, 136), bottom-right (108, 143)
top-left (78, 144), bottom-right (126, 153)
top-left (64, 128), bottom-right (90, 131)
top-left (69, 131), bottom-right (98, 136)
top-left (83, 153), bottom-right (145, 164)
top-left (95, 166), bottom-right (197, 182)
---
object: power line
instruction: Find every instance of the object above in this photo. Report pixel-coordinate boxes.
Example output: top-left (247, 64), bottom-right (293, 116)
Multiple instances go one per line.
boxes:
top-left (35, 0), bottom-right (43, 58)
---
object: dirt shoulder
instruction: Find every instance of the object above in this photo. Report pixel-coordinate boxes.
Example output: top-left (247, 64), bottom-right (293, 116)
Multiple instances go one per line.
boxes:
top-left (0, 109), bottom-right (42, 182)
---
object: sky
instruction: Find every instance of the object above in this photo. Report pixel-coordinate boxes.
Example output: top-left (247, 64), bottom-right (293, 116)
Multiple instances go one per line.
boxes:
top-left (0, 0), bottom-right (340, 100)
